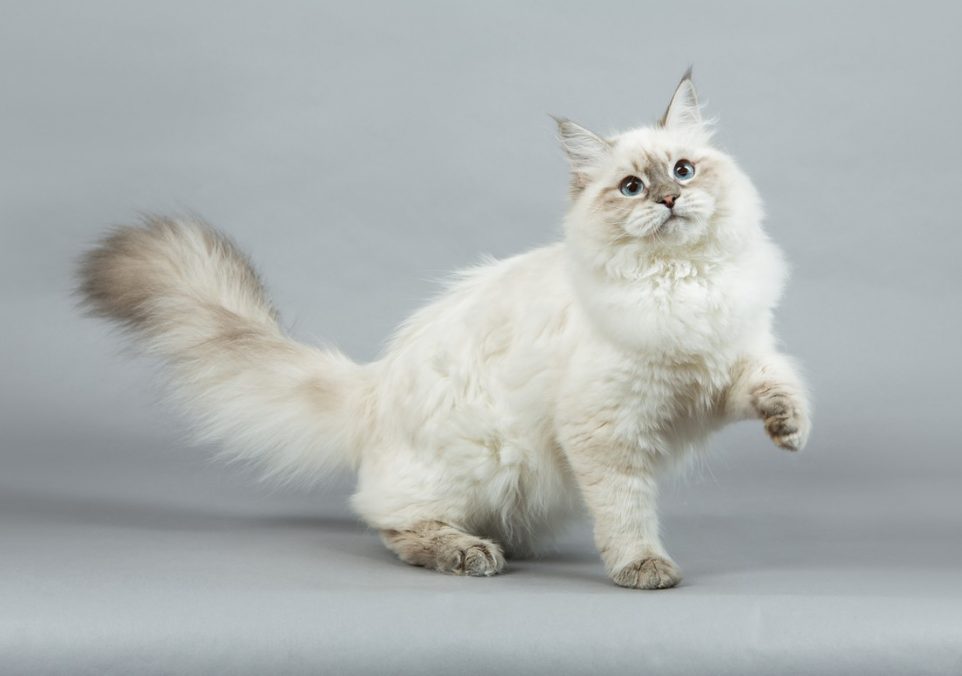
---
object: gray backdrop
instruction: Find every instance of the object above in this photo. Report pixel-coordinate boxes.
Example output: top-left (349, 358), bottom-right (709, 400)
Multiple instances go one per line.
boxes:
top-left (2, 1), bottom-right (961, 674)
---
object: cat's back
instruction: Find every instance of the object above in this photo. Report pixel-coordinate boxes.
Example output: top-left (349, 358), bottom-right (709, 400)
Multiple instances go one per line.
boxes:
top-left (372, 242), bottom-right (577, 428)
top-left (382, 242), bottom-right (572, 361)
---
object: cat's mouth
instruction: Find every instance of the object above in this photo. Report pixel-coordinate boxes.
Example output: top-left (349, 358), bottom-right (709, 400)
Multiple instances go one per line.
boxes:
top-left (622, 211), bottom-right (692, 239)
top-left (656, 214), bottom-right (686, 232)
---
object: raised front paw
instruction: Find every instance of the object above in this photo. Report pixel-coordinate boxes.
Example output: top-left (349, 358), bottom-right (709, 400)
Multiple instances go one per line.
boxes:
top-left (611, 556), bottom-right (682, 590)
top-left (751, 384), bottom-right (811, 451)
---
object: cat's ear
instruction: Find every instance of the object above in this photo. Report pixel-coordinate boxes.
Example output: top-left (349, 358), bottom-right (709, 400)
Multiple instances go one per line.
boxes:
top-left (553, 116), bottom-right (611, 175)
top-left (660, 68), bottom-right (703, 131)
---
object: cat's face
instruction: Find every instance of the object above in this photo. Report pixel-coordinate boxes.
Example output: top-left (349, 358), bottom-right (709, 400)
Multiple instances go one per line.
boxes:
top-left (558, 72), bottom-right (760, 261)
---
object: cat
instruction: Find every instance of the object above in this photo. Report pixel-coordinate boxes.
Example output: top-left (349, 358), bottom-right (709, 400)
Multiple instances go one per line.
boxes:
top-left (78, 70), bottom-right (810, 589)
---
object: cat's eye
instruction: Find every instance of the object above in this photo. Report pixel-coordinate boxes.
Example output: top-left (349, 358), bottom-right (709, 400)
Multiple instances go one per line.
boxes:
top-left (673, 159), bottom-right (696, 182)
top-left (619, 176), bottom-right (645, 197)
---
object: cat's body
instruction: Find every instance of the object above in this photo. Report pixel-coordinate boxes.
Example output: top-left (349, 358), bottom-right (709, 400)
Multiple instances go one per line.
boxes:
top-left (80, 72), bottom-right (810, 588)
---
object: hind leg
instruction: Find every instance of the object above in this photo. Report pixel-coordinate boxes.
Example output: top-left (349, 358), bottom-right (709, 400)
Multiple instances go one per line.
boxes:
top-left (380, 521), bottom-right (505, 577)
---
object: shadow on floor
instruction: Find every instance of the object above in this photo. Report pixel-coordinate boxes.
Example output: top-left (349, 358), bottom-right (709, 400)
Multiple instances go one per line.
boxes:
top-left (0, 489), bottom-right (362, 534)
top-left (5, 489), bottom-right (959, 579)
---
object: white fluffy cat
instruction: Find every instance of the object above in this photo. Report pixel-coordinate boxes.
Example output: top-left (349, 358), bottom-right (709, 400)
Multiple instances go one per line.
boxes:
top-left (80, 71), bottom-right (810, 589)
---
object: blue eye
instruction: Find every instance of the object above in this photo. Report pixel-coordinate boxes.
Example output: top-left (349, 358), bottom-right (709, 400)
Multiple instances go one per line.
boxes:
top-left (673, 159), bottom-right (696, 181)
top-left (619, 176), bottom-right (645, 196)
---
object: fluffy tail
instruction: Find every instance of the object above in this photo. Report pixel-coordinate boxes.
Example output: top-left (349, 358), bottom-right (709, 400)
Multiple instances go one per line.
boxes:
top-left (78, 215), bottom-right (370, 481)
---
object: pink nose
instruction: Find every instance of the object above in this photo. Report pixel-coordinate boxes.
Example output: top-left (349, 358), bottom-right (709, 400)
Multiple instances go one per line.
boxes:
top-left (660, 194), bottom-right (677, 209)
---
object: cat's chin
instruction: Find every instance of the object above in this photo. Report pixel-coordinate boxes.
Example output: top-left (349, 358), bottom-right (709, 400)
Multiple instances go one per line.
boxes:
top-left (646, 215), bottom-right (707, 247)
top-left (617, 216), bottom-right (704, 249)
top-left (657, 215), bottom-right (685, 232)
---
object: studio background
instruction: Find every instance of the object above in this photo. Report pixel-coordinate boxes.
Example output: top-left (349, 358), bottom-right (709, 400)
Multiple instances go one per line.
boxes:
top-left (2, 2), bottom-right (960, 674)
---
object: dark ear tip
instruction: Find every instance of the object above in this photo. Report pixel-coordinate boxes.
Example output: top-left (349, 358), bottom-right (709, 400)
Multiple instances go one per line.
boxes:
top-left (681, 65), bottom-right (694, 82)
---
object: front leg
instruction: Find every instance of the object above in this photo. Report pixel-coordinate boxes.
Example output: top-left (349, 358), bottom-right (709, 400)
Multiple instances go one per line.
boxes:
top-left (558, 420), bottom-right (681, 590)
top-left (725, 351), bottom-right (812, 451)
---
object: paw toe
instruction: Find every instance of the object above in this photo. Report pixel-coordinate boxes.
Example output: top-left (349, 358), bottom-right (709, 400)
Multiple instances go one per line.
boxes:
top-left (462, 543), bottom-right (504, 577)
top-left (612, 557), bottom-right (682, 590)
top-left (773, 430), bottom-right (801, 451)
top-left (754, 387), bottom-right (809, 452)
top-left (437, 539), bottom-right (505, 577)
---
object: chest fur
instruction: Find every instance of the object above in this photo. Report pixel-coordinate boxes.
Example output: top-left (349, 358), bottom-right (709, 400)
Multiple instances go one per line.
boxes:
top-left (576, 259), bottom-right (756, 360)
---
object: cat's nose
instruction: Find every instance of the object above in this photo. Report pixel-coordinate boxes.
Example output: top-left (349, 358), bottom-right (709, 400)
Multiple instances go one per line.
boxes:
top-left (659, 194), bottom-right (678, 209)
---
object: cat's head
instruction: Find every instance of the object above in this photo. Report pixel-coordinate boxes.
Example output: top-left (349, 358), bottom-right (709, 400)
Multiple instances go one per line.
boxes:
top-left (557, 70), bottom-right (762, 270)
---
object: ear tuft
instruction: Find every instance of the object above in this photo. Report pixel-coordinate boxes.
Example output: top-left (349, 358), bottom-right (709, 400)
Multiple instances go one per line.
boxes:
top-left (660, 68), bottom-right (703, 131)
top-left (552, 116), bottom-right (610, 174)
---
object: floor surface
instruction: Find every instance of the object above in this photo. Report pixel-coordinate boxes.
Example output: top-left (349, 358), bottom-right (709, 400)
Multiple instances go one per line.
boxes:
top-left (4, 437), bottom-right (960, 675)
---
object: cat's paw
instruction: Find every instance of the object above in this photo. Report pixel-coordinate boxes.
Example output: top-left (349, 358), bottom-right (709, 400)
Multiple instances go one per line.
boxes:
top-left (611, 556), bottom-right (682, 590)
top-left (436, 539), bottom-right (505, 577)
top-left (751, 384), bottom-right (811, 451)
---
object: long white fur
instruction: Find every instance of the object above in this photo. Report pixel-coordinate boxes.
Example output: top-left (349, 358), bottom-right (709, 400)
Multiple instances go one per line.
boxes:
top-left (80, 73), bottom-right (810, 586)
